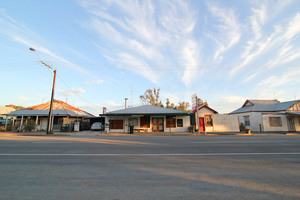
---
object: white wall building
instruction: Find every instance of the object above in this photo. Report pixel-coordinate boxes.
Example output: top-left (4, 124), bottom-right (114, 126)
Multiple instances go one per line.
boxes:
top-left (195, 105), bottom-right (239, 133)
top-left (104, 105), bottom-right (191, 133)
top-left (230, 99), bottom-right (300, 132)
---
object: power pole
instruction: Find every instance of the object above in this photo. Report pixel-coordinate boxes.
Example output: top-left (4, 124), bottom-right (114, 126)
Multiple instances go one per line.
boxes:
top-left (46, 69), bottom-right (56, 134)
top-left (30, 48), bottom-right (56, 134)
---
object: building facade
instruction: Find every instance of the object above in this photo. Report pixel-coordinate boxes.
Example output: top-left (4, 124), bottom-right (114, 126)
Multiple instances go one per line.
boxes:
top-left (230, 99), bottom-right (300, 132)
top-left (7, 99), bottom-right (94, 132)
top-left (104, 105), bottom-right (191, 133)
top-left (195, 105), bottom-right (240, 133)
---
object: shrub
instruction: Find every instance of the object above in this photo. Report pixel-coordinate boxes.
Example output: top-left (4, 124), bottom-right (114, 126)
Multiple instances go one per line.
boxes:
top-left (188, 125), bottom-right (195, 133)
top-left (240, 123), bottom-right (245, 132)
top-left (24, 120), bottom-right (36, 132)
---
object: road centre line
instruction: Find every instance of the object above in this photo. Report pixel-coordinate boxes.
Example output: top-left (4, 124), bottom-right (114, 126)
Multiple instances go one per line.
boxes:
top-left (32, 142), bottom-right (82, 143)
top-left (192, 141), bottom-right (300, 144)
top-left (1, 152), bottom-right (300, 156)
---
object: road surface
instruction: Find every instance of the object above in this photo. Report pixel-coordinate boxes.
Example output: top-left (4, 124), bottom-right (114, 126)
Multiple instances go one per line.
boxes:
top-left (1, 134), bottom-right (300, 199)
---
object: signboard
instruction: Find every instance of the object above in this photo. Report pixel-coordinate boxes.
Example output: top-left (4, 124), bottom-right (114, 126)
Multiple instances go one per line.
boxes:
top-left (192, 94), bottom-right (197, 111)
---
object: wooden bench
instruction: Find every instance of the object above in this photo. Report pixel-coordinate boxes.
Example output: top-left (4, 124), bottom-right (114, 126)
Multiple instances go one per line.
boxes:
top-left (133, 128), bottom-right (148, 133)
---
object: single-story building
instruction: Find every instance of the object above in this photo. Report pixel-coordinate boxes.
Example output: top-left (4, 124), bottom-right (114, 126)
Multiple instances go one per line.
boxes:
top-left (194, 105), bottom-right (240, 133)
top-left (0, 106), bottom-right (16, 130)
top-left (103, 105), bottom-right (191, 133)
top-left (229, 99), bottom-right (300, 132)
top-left (7, 99), bottom-right (95, 131)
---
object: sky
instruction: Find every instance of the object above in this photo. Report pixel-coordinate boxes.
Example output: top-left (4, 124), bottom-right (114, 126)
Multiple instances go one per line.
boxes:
top-left (1, 0), bottom-right (300, 115)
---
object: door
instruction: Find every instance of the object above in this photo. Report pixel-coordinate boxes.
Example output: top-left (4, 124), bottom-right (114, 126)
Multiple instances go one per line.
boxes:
top-left (199, 117), bottom-right (205, 132)
top-left (287, 117), bottom-right (295, 131)
top-left (152, 118), bottom-right (164, 132)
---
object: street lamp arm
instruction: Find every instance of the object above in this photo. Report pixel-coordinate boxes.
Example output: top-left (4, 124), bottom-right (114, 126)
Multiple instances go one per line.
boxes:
top-left (40, 60), bottom-right (54, 71)
top-left (29, 47), bottom-right (55, 71)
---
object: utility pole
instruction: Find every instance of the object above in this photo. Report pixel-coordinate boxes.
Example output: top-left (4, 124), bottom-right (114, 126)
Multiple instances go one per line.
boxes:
top-left (192, 94), bottom-right (200, 134)
top-left (29, 48), bottom-right (56, 134)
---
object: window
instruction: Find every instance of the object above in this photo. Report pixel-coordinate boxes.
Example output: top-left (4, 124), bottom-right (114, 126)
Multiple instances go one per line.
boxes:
top-left (140, 116), bottom-right (150, 128)
top-left (205, 115), bottom-right (213, 126)
top-left (109, 120), bottom-right (123, 129)
top-left (128, 118), bottom-right (138, 126)
top-left (269, 117), bottom-right (282, 127)
top-left (244, 116), bottom-right (250, 126)
top-left (177, 119), bottom-right (183, 127)
top-left (166, 115), bottom-right (176, 128)
top-left (53, 117), bottom-right (59, 125)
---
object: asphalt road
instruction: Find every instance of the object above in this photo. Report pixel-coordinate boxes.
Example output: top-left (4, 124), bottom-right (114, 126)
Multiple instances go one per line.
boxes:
top-left (1, 135), bottom-right (300, 200)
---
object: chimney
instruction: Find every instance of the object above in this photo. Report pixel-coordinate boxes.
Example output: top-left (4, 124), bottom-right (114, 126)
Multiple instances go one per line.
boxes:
top-left (125, 98), bottom-right (128, 109)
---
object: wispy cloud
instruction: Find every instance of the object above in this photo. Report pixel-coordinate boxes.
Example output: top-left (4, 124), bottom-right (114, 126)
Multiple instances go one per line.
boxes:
top-left (231, 1), bottom-right (300, 77)
top-left (181, 39), bottom-right (200, 86)
top-left (58, 88), bottom-right (86, 97)
top-left (18, 96), bottom-right (28, 101)
top-left (118, 52), bottom-right (158, 84)
top-left (207, 3), bottom-right (241, 62)
top-left (78, 0), bottom-right (199, 86)
top-left (258, 68), bottom-right (300, 89)
top-left (250, 5), bottom-right (267, 40)
top-left (86, 80), bottom-right (104, 85)
top-left (0, 11), bottom-right (89, 74)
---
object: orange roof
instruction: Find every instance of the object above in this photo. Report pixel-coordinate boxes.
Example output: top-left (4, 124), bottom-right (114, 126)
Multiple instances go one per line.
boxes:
top-left (25, 99), bottom-right (94, 117)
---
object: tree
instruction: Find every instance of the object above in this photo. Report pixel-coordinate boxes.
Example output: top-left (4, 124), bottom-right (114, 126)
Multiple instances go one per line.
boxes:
top-left (140, 88), bottom-right (163, 107)
top-left (166, 98), bottom-right (175, 109)
top-left (176, 101), bottom-right (190, 111)
top-left (197, 98), bottom-right (208, 107)
top-left (6, 105), bottom-right (24, 110)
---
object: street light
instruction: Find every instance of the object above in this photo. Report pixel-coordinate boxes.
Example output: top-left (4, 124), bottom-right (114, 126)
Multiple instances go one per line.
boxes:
top-left (30, 48), bottom-right (56, 134)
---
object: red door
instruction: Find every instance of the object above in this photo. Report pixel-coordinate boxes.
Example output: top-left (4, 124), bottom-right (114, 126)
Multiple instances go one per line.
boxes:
top-left (152, 118), bottom-right (164, 132)
top-left (199, 117), bottom-right (205, 132)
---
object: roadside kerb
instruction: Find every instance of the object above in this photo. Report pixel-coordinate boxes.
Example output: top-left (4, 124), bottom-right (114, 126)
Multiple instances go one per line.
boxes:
top-left (0, 131), bottom-right (299, 137)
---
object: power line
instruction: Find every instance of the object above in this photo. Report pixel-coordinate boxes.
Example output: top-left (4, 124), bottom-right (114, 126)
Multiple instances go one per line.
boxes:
top-left (0, 61), bottom-right (235, 71)
top-left (56, 74), bottom-right (103, 110)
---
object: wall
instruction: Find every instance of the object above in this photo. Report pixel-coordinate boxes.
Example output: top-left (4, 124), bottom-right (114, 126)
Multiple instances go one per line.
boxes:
top-left (295, 116), bottom-right (300, 132)
top-left (262, 114), bottom-right (300, 132)
top-left (107, 116), bottom-right (126, 133)
top-left (196, 108), bottom-right (239, 132)
top-left (262, 115), bottom-right (287, 132)
top-left (35, 118), bottom-right (48, 131)
top-left (108, 115), bottom-right (190, 133)
top-left (233, 112), bottom-right (264, 132)
top-left (212, 114), bottom-right (240, 132)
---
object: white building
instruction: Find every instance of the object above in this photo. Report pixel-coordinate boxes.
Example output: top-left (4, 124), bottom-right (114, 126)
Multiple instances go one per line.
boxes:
top-left (230, 99), bottom-right (300, 132)
top-left (195, 105), bottom-right (240, 133)
top-left (104, 105), bottom-right (191, 133)
top-left (7, 99), bottom-right (94, 131)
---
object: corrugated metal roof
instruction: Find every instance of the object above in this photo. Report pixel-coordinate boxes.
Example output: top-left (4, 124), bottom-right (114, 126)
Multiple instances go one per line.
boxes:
top-left (248, 100), bottom-right (279, 105)
top-left (231, 99), bottom-right (300, 114)
top-left (285, 111), bottom-right (300, 115)
top-left (7, 99), bottom-right (94, 117)
top-left (0, 106), bottom-right (16, 115)
top-left (105, 105), bottom-right (190, 116)
top-left (8, 109), bottom-right (92, 117)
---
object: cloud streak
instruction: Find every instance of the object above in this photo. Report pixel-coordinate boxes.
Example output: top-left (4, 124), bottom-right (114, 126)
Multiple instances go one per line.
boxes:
top-left (231, 5), bottom-right (300, 77)
top-left (207, 3), bottom-right (241, 62)
top-left (78, 0), bottom-right (199, 86)
top-left (58, 88), bottom-right (86, 97)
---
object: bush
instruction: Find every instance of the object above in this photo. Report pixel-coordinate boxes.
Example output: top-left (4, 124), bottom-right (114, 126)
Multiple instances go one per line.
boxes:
top-left (188, 125), bottom-right (195, 133)
top-left (24, 120), bottom-right (36, 132)
top-left (240, 123), bottom-right (245, 132)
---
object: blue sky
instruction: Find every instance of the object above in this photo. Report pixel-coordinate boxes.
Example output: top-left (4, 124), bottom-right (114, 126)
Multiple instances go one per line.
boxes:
top-left (1, 0), bottom-right (300, 115)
